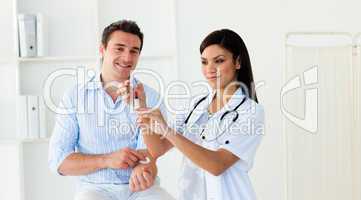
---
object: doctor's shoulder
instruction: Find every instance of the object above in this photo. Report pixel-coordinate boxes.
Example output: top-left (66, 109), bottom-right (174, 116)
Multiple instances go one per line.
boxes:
top-left (236, 97), bottom-right (265, 136)
top-left (167, 94), bottom-right (208, 133)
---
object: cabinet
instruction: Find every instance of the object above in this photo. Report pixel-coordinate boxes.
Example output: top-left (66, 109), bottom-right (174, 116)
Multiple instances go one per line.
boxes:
top-left (284, 33), bottom-right (361, 200)
top-left (0, 139), bottom-right (75, 200)
top-left (0, 0), bottom-right (178, 199)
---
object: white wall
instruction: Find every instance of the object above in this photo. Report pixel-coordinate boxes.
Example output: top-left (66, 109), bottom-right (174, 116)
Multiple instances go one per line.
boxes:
top-left (174, 0), bottom-right (361, 199)
top-left (1, 0), bottom-right (361, 199)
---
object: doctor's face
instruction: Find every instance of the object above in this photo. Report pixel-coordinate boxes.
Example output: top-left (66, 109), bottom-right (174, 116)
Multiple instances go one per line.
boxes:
top-left (100, 30), bottom-right (141, 81)
top-left (201, 44), bottom-right (240, 89)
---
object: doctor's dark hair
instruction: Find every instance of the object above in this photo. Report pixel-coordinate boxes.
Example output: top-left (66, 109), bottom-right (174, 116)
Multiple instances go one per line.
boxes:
top-left (101, 19), bottom-right (144, 51)
top-left (200, 29), bottom-right (258, 103)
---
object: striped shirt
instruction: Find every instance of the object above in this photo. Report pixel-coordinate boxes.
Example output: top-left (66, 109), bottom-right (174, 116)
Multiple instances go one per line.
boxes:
top-left (48, 73), bottom-right (162, 184)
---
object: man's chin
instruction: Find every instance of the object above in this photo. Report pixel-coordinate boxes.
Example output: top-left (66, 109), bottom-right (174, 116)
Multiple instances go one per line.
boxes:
top-left (112, 68), bottom-right (133, 80)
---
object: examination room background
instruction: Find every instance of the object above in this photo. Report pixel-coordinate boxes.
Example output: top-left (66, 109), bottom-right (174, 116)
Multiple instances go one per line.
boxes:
top-left (0, 0), bottom-right (360, 200)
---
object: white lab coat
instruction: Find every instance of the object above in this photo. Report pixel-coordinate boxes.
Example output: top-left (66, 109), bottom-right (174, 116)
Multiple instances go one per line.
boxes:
top-left (177, 88), bottom-right (264, 200)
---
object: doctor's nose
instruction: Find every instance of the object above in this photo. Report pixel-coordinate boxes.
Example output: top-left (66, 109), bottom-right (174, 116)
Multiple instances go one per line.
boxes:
top-left (205, 64), bottom-right (218, 73)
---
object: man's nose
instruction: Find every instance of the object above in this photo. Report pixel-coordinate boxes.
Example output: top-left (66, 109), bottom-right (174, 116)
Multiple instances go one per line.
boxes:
top-left (122, 51), bottom-right (132, 64)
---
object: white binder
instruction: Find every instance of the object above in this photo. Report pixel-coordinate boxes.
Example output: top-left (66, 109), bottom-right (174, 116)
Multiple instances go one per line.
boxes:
top-left (17, 96), bottom-right (48, 139)
top-left (27, 96), bottom-right (40, 138)
top-left (18, 14), bottom-right (37, 57)
top-left (36, 13), bottom-right (47, 57)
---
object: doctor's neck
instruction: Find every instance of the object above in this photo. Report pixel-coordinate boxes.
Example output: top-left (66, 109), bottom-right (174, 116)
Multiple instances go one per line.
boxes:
top-left (214, 82), bottom-right (240, 101)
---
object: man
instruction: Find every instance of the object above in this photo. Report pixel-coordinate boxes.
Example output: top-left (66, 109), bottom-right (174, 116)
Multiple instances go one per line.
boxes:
top-left (48, 20), bottom-right (173, 200)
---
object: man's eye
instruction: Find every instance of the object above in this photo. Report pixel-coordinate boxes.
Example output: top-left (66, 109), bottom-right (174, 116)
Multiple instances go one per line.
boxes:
top-left (130, 50), bottom-right (139, 55)
top-left (115, 48), bottom-right (123, 52)
top-left (201, 61), bottom-right (207, 65)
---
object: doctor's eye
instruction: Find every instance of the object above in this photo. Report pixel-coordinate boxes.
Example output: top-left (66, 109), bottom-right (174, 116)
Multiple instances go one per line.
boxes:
top-left (201, 60), bottom-right (207, 65)
top-left (215, 59), bottom-right (224, 64)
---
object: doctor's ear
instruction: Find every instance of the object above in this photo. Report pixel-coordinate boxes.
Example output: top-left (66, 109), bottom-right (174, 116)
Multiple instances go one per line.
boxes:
top-left (235, 56), bottom-right (241, 69)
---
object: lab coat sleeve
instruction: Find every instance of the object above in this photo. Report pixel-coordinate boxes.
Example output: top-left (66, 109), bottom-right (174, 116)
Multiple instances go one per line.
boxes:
top-left (168, 112), bottom-right (187, 135)
top-left (220, 102), bottom-right (265, 170)
top-left (137, 85), bottom-right (169, 149)
top-left (48, 86), bottom-right (79, 175)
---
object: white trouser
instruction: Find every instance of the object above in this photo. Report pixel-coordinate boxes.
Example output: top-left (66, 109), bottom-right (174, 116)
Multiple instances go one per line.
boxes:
top-left (74, 178), bottom-right (174, 200)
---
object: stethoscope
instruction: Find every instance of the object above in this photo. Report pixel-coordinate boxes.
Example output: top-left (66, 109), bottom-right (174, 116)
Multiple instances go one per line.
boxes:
top-left (184, 93), bottom-right (247, 145)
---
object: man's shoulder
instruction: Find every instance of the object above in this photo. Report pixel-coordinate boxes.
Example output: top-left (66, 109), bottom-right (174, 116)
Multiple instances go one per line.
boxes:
top-left (142, 83), bottom-right (162, 107)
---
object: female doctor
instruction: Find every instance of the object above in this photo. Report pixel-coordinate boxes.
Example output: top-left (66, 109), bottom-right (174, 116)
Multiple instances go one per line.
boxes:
top-left (136, 29), bottom-right (264, 200)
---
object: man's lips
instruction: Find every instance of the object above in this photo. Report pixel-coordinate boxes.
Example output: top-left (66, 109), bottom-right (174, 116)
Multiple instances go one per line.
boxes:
top-left (115, 63), bottom-right (132, 69)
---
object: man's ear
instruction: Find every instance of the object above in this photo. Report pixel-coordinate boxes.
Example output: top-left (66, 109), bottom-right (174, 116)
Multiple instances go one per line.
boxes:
top-left (99, 44), bottom-right (105, 58)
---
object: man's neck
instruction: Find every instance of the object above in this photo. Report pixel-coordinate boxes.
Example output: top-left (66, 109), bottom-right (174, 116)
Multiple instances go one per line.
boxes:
top-left (100, 69), bottom-right (128, 84)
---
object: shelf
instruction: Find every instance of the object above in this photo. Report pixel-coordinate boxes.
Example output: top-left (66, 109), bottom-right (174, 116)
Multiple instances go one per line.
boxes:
top-left (140, 55), bottom-right (175, 60)
top-left (0, 137), bottom-right (50, 145)
top-left (0, 59), bottom-right (11, 64)
top-left (17, 56), bottom-right (98, 62)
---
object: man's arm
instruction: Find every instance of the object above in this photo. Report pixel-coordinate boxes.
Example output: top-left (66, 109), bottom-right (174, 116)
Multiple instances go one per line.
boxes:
top-left (57, 153), bottom-right (107, 175)
top-left (129, 150), bottom-right (158, 192)
top-left (48, 87), bottom-right (145, 176)
top-left (58, 148), bottom-right (145, 176)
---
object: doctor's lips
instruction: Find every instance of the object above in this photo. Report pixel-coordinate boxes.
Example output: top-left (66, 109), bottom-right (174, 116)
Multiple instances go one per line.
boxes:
top-left (206, 74), bottom-right (221, 80)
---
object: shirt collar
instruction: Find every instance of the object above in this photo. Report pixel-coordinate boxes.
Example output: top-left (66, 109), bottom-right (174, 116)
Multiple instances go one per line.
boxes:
top-left (85, 72), bottom-right (140, 90)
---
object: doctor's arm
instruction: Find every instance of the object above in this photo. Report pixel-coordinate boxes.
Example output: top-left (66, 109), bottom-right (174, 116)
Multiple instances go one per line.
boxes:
top-left (137, 108), bottom-right (239, 176)
top-left (166, 129), bottom-right (238, 176)
top-left (141, 130), bottom-right (174, 159)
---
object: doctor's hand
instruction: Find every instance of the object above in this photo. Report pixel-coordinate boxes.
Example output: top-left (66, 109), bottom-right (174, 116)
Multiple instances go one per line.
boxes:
top-left (129, 161), bottom-right (157, 192)
top-left (104, 147), bottom-right (146, 169)
top-left (136, 108), bottom-right (170, 136)
top-left (112, 80), bottom-right (146, 105)
top-left (106, 80), bottom-right (131, 104)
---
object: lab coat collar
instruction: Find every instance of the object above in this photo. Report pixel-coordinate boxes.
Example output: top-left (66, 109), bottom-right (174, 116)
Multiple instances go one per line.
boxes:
top-left (186, 87), bottom-right (246, 126)
top-left (185, 90), bottom-right (215, 127)
top-left (218, 87), bottom-right (246, 114)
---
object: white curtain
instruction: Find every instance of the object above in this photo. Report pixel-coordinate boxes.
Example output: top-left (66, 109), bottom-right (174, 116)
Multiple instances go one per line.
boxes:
top-left (284, 39), bottom-right (357, 200)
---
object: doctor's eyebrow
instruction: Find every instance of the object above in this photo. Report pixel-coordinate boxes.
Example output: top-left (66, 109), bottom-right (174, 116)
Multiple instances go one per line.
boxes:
top-left (201, 55), bottom-right (226, 60)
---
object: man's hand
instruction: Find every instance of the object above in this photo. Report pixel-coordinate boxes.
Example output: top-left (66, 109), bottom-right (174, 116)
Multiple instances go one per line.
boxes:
top-left (105, 147), bottom-right (146, 169)
top-left (129, 162), bottom-right (157, 192)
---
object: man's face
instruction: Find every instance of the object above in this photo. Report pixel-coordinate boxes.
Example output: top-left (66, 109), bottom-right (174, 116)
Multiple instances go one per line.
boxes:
top-left (100, 31), bottom-right (141, 81)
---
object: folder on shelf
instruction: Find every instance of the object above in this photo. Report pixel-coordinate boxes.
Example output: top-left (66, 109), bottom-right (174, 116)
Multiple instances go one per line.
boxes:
top-left (27, 96), bottom-right (40, 138)
top-left (36, 13), bottom-right (47, 57)
top-left (17, 96), bottom-right (48, 139)
top-left (18, 14), bottom-right (37, 57)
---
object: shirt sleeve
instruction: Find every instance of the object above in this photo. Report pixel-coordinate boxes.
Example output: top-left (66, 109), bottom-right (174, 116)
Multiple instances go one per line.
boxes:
top-left (136, 128), bottom-right (146, 150)
top-left (48, 86), bottom-right (79, 175)
top-left (136, 85), bottom-right (164, 150)
top-left (219, 101), bottom-right (265, 171)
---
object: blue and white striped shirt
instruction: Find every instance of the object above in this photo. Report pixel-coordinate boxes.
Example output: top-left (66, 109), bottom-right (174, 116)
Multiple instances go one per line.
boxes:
top-left (48, 73), bottom-right (162, 184)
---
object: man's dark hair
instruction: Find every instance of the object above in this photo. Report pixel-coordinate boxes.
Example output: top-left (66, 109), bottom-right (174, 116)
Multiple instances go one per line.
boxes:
top-left (101, 20), bottom-right (144, 51)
